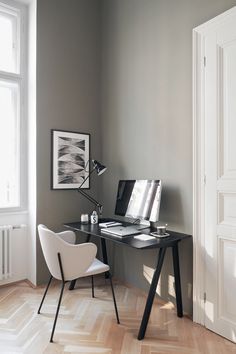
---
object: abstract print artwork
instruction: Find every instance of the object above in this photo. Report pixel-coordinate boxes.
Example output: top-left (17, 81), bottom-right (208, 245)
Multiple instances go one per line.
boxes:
top-left (51, 130), bottom-right (90, 189)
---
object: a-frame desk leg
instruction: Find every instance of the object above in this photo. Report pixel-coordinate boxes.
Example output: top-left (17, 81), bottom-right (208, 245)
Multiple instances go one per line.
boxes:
top-left (172, 242), bottom-right (183, 317)
top-left (138, 247), bottom-right (166, 340)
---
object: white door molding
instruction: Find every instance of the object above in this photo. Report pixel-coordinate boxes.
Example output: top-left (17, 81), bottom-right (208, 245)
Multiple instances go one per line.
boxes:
top-left (193, 27), bottom-right (206, 326)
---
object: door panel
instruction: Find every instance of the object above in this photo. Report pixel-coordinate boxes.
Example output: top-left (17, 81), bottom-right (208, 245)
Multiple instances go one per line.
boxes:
top-left (218, 237), bottom-right (236, 321)
top-left (219, 40), bottom-right (236, 179)
top-left (218, 192), bottom-right (236, 227)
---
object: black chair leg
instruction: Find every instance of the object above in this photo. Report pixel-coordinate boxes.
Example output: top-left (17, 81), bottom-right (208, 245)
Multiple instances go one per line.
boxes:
top-left (50, 281), bottom-right (65, 343)
top-left (69, 279), bottom-right (76, 290)
top-left (91, 275), bottom-right (95, 298)
top-left (108, 273), bottom-right (120, 324)
top-left (38, 275), bottom-right (53, 314)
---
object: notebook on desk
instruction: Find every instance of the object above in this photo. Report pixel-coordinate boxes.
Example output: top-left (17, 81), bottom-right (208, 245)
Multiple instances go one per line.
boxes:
top-left (101, 225), bottom-right (140, 237)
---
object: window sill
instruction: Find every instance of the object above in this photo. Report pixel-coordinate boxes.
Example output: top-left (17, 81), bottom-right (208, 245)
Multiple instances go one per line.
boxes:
top-left (0, 209), bottom-right (28, 216)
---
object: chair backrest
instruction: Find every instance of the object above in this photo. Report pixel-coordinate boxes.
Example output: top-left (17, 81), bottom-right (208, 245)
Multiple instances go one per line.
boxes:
top-left (38, 224), bottom-right (97, 281)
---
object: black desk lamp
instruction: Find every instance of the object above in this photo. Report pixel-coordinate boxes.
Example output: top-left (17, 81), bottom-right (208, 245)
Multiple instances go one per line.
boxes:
top-left (77, 159), bottom-right (106, 217)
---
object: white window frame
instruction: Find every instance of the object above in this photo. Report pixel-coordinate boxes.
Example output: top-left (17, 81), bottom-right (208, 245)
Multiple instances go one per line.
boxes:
top-left (0, 0), bottom-right (27, 213)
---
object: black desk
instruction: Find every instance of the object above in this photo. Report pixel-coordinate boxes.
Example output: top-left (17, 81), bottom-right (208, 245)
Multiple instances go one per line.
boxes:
top-left (64, 219), bottom-right (190, 340)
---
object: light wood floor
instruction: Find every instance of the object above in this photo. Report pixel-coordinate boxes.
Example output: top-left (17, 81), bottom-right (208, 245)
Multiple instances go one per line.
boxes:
top-left (0, 278), bottom-right (235, 354)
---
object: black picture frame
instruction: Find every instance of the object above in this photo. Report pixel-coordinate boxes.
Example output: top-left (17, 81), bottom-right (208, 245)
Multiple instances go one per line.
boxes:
top-left (51, 129), bottom-right (90, 190)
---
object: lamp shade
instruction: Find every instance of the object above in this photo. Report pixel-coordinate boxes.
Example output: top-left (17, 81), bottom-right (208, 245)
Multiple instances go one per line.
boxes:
top-left (92, 160), bottom-right (107, 176)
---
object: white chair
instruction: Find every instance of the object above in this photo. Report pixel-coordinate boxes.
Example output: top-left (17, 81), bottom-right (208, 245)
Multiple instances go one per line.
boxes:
top-left (37, 224), bottom-right (119, 343)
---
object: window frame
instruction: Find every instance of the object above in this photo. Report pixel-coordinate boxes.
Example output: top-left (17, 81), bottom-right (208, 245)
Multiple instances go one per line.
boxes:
top-left (0, 0), bottom-right (27, 212)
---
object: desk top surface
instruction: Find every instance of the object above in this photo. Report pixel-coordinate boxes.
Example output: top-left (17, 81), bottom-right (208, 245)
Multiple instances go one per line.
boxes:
top-left (64, 218), bottom-right (191, 250)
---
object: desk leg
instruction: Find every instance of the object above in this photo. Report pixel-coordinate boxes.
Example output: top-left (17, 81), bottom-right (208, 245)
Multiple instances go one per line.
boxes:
top-left (138, 247), bottom-right (166, 340)
top-left (101, 238), bottom-right (109, 279)
top-left (172, 242), bottom-right (183, 317)
top-left (101, 238), bottom-right (108, 264)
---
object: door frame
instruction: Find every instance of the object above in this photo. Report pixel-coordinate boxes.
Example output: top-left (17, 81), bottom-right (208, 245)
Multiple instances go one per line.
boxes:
top-left (193, 25), bottom-right (206, 326)
top-left (192, 6), bottom-right (236, 326)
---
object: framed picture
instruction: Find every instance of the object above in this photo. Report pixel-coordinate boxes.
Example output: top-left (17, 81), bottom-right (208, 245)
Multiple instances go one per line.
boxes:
top-left (51, 129), bottom-right (90, 190)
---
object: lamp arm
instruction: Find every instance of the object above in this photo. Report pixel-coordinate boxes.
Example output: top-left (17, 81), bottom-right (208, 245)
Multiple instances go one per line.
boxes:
top-left (79, 166), bottom-right (95, 189)
top-left (77, 189), bottom-right (103, 216)
top-left (78, 189), bottom-right (101, 207)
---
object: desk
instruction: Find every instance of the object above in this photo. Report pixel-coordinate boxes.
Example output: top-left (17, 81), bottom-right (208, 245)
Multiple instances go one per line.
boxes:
top-left (64, 219), bottom-right (190, 340)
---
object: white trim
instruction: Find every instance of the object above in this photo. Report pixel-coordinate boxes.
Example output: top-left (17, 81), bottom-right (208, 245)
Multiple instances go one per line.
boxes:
top-left (19, 2), bottom-right (28, 212)
top-left (0, 210), bottom-right (28, 215)
top-left (0, 70), bottom-right (22, 81)
top-left (192, 28), bottom-right (206, 326)
top-left (0, 1), bottom-right (20, 17)
top-left (0, 0), bottom-right (28, 11)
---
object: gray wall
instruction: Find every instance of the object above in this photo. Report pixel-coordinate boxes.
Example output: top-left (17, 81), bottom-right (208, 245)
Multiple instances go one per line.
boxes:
top-left (100, 0), bottom-right (236, 315)
top-left (36, 0), bottom-right (102, 283)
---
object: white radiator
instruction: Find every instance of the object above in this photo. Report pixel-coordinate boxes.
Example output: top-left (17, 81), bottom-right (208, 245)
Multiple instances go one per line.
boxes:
top-left (0, 224), bottom-right (27, 285)
top-left (0, 225), bottom-right (13, 280)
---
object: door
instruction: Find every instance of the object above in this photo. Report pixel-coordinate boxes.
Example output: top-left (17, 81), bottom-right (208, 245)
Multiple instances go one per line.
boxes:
top-left (193, 7), bottom-right (236, 342)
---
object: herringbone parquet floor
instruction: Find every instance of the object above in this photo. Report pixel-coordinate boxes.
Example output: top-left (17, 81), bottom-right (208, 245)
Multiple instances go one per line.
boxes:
top-left (0, 278), bottom-right (235, 354)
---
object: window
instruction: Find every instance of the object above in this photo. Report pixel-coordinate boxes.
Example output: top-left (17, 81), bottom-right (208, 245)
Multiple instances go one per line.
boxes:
top-left (0, 1), bottom-right (26, 210)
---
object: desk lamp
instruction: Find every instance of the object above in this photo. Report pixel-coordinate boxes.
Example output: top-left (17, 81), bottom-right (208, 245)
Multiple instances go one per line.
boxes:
top-left (77, 159), bottom-right (106, 217)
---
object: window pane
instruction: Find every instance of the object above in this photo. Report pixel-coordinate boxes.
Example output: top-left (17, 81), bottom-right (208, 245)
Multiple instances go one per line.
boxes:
top-left (0, 11), bottom-right (18, 73)
top-left (0, 81), bottom-right (19, 208)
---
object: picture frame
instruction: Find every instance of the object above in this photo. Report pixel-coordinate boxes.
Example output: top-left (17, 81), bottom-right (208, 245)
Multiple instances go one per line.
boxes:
top-left (51, 129), bottom-right (90, 190)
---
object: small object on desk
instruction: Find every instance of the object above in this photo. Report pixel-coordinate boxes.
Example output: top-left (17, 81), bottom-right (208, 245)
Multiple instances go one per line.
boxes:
top-left (150, 231), bottom-right (170, 238)
top-left (99, 221), bottom-right (122, 227)
top-left (156, 223), bottom-right (168, 235)
top-left (81, 213), bottom-right (89, 224)
top-left (134, 234), bottom-right (156, 241)
top-left (90, 210), bottom-right (98, 224)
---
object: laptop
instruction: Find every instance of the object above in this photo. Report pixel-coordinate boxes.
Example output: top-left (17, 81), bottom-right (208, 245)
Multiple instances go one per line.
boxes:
top-left (101, 225), bottom-right (140, 237)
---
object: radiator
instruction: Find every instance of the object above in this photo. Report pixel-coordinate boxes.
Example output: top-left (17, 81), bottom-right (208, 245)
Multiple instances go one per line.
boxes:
top-left (0, 225), bottom-right (13, 280)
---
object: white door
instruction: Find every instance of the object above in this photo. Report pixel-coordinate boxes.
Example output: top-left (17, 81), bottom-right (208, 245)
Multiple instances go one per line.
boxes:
top-left (193, 7), bottom-right (236, 342)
